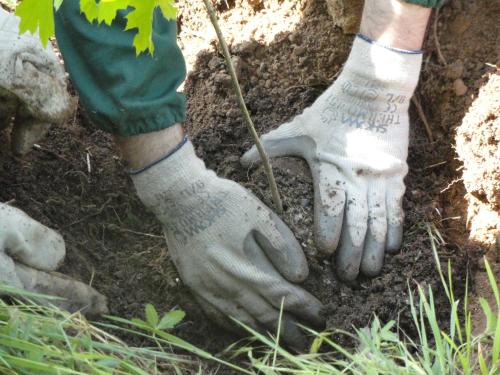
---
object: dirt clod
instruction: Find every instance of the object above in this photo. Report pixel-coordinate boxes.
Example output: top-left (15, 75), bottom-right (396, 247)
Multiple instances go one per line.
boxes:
top-left (445, 60), bottom-right (465, 80)
top-left (325, 0), bottom-right (363, 34)
top-left (453, 78), bottom-right (468, 96)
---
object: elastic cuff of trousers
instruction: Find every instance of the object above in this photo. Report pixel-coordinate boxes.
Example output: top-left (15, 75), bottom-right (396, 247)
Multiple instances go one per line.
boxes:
top-left (356, 34), bottom-right (423, 54)
top-left (403, 0), bottom-right (445, 8)
top-left (127, 135), bottom-right (189, 175)
top-left (92, 106), bottom-right (186, 137)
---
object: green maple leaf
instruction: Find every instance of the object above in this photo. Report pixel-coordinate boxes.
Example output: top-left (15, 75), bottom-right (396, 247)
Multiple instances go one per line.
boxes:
top-left (80, 0), bottom-right (99, 23)
top-left (124, 0), bottom-right (156, 55)
top-left (125, 0), bottom-right (177, 56)
top-left (97, 0), bottom-right (130, 25)
top-left (15, 0), bottom-right (55, 46)
top-left (157, 0), bottom-right (177, 20)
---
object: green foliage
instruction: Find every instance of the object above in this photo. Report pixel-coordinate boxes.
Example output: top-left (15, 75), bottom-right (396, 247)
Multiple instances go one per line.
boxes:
top-left (127, 0), bottom-right (176, 55)
top-left (14, 0), bottom-right (177, 54)
top-left (15, 0), bottom-right (55, 45)
top-left (0, 287), bottom-right (193, 374)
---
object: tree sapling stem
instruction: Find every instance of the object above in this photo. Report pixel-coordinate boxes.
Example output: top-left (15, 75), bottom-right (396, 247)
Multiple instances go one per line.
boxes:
top-left (202, 0), bottom-right (283, 214)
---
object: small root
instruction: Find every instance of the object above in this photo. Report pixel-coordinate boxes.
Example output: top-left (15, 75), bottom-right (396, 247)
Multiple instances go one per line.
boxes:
top-left (412, 95), bottom-right (434, 143)
top-left (433, 7), bottom-right (447, 66)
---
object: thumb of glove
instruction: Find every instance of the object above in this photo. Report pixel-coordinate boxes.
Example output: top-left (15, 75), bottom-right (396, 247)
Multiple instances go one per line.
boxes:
top-left (241, 120), bottom-right (307, 166)
top-left (0, 204), bottom-right (65, 271)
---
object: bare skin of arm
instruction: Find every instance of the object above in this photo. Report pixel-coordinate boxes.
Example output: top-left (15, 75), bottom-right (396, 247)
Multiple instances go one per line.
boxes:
top-left (361, 0), bottom-right (431, 50)
top-left (114, 124), bottom-right (184, 170)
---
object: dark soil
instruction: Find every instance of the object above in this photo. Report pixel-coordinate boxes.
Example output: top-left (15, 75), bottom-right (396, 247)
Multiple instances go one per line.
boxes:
top-left (0, 0), bottom-right (497, 366)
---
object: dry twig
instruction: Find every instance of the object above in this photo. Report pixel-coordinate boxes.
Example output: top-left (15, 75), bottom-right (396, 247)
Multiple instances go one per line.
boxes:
top-left (202, 0), bottom-right (283, 214)
top-left (433, 7), bottom-right (447, 66)
top-left (412, 95), bottom-right (434, 143)
top-left (65, 195), bottom-right (115, 227)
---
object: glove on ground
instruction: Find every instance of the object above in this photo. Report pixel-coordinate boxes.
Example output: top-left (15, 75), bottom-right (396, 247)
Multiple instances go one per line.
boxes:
top-left (0, 203), bottom-right (108, 316)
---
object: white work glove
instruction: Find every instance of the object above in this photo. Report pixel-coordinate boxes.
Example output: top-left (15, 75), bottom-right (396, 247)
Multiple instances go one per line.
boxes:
top-left (0, 203), bottom-right (108, 316)
top-left (242, 36), bottom-right (422, 281)
top-left (0, 8), bottom-right (73, 155)
top-left (132, 139), bottom-right (323, 348)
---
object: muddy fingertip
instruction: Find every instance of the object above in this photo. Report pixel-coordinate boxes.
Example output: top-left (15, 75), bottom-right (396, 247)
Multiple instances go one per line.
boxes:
top-left (386, 224), bottom-right (403, 253)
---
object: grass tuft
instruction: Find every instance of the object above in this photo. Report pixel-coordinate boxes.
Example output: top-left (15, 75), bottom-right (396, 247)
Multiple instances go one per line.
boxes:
top-left (0, 289), bottom-right (196, 374)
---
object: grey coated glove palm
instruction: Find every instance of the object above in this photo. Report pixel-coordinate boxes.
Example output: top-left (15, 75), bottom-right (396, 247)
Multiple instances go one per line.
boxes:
top-left (132, 140), bottom-right (323, 348)
top-left (242, 36), bottom-right (423, 281)
top-left (0, 203), bottom-right (108, 316)
top-left (0, 8), bottom-right (74, 155)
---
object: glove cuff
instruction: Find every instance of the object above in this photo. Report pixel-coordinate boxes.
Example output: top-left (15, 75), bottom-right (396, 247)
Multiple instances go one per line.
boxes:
top-left (343, 35), bottom-right (423, 97)
top-left (356, 33), bottom-right (423, 55)
top-left (130, 139), bottom-right (213, 211)
top-left (128, 135), bottom-right (189, 175)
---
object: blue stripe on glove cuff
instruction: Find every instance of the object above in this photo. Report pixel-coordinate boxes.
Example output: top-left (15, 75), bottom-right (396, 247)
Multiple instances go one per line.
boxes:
top-left (356, 33), bottom-right (424, 55)
top-left (128, 135), bottom-right (189, 175)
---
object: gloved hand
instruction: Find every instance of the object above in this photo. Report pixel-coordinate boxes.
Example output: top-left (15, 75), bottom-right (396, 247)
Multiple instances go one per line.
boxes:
top-left (242, 36), bottom-right (422, 281)
top-left (0, 203), bottom-right (108, 316)
top-left (132, 139), bottom-right (323, 348)
top-left (0, 8), bottom-right (74, 155)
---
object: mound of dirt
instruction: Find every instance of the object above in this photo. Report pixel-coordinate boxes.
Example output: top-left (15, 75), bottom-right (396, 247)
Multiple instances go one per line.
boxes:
top-left (456, 70), bottom-right (499, 258)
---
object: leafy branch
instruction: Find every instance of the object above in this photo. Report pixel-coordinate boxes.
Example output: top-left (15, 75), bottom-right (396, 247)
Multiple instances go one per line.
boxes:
top-left (202, 0), bottom-right (283, 213)
top-left (14, 0), bottom-right (177, 55)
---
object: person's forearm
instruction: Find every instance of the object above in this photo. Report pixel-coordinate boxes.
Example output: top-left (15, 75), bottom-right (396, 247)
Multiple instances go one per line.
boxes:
top-left (360, 0), bottom-right (432, 50)
top-left (114, 124), bottom-right (184, 170)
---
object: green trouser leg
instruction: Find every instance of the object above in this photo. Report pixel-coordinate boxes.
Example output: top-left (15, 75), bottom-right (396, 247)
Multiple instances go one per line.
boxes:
top-left (54, 2), bottom-right (186, 137)
top-left (404, 0), bottom-right (445, 8)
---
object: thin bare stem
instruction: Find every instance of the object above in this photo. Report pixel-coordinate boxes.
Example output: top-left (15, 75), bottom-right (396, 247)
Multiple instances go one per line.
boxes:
top-left (202, 0), bottom-right (283, 213)
top-left (433, 7), bottom-right (447, 66)
top-left (412, 95), bottom-right (434, 143)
